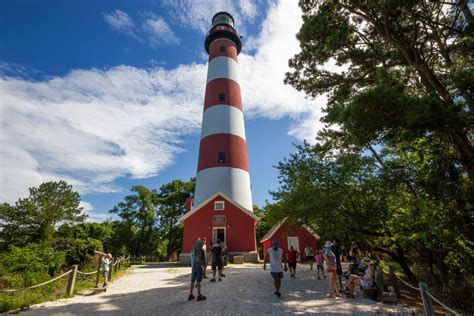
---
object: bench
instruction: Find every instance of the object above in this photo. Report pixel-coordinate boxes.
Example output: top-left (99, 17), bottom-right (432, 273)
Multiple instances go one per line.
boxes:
top-left (233, 255), bottom-right (244, 264)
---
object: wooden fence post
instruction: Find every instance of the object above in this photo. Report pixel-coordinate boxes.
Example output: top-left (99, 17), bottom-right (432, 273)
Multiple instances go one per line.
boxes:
top-left (95, 257), bottom-right (102, 288)
top-left (66, 265), bottom-right (78, 296)
top-left (419, 282), bottom-right (434, 316)
top-left (389, 268), bottom-right (401, 298)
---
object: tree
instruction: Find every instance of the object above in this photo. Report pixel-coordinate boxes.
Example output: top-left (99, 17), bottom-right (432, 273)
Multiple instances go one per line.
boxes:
top-left (156, 179), bottom-right (194, 259)
top-left (286, 0), bottom-right (474, 177)
top-left (110, 186), bottom-right (159, 256)
top-left (0, 181), bottom-right (86, 248)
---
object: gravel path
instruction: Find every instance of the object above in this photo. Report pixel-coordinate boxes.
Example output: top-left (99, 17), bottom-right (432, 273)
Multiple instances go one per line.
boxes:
top-left (22, 263), bottom-right (417, 315)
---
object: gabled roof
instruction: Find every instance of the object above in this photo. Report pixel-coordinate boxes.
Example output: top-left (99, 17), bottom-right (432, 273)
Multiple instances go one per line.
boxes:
top-left (180, 191), bottom-right (260, 223)
top-left (260, 217), bottom-right (320, 243)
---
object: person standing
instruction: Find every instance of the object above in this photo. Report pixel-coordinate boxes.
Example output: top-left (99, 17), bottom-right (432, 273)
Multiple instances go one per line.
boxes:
top-left (189, 239), bottom-right (206, 301)
top-left (202, 237), bottom-right (208, 278)
top-left (315, 249), bottom-right (326, 279)
top-left (210, 239), bottom-right (223, 282)
top-left (101, 253), bottom-right (112, 287)
top-left (331, 239), bottom-right (343, 293)
top-left (287, 246), bottom-right (299, 278)
top-left (304, 244), bottom-right (315, 270)
top-left (323, 240), bottom-right (338, 298)
top-left (264, 241), bottom-right (288, 297)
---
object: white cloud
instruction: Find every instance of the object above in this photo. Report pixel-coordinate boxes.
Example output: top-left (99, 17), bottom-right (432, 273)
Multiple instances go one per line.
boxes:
top-left (103, 10), bottom-right (139, 40)
top-left (80, 201), bottom-right (113, 222)
top-left (0, 0), bottom-right (327, 205)
top-left (141, 13), bottom-right (180, 47)
top-left (162, 0), bottom-right (260, 34)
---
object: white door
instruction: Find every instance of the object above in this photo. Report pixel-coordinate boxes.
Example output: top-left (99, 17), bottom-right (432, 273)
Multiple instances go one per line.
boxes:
top-left (287, 236), bottom-right (301, 261)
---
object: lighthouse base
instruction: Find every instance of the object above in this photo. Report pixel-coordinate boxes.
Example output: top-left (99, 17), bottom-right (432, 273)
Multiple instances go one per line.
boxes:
top-left (179, 251), bottom-right (259, 265)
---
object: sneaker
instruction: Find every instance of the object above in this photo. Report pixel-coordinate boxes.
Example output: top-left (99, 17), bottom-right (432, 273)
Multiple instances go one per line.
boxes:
top-left (218, 278), bottom-right (222, 282)
top-left (221, 274), bottom-right (226, 277)
top-left (210, 278), bottom-right (216, 282)
top-left (197, 295), bottom-right (207, 301)
top-left (277, 292), bottom-right (281, 298)
top-left (203, 275), bottom-right (208, 279)
top-left (273, 291), bottom-right (278, 295)
top-left (188, 294), bottom-right (195, 301)
top-left (317, 277), bottom-right (321, 280)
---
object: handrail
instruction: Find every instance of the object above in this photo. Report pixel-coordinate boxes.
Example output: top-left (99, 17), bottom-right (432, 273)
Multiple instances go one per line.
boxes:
top-left (394, 273), bottom-right (420, 291)
top-left (78, 268), bottom-right (102, 275)
top-left (0, 269), bottom-right (72, 292)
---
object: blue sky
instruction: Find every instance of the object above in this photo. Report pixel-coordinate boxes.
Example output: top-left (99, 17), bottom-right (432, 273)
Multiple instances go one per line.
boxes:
top-left (0, 0), bottom-right (327, 221)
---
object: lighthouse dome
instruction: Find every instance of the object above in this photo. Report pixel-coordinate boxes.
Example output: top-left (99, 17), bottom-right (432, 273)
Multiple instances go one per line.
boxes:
top-left (212, 12), bottom-right (235, 27)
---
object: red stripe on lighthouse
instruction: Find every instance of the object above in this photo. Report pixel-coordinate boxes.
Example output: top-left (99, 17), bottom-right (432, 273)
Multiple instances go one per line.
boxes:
top-left (208, 39), bottom-right (238, 62)
top-left (204, 79), bottom-right (242, 111)
top-left (197, 134), bottom-right (248, 172)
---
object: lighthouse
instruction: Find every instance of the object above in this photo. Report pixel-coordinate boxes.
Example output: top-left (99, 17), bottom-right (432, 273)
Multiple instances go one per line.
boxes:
top-left (180, 12), bottom-right (259, 263)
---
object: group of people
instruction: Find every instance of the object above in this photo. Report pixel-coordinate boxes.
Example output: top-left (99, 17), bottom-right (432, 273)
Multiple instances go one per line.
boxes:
top-left (188, 237), bottom-right (228, 301)
top-left (264, 239), bottom-right (375, 299)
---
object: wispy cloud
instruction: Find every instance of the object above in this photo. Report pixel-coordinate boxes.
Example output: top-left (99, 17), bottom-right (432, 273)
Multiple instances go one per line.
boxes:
top-left (162, 0), bottom-right (261, 34)
top-left (103, 10), bottom-right (179, 48)
top-left (141, 13), bottom-right (180, 47)
top-left (103, 10), bottom-right (139, 40)
top-left (1, 0), bottom-right (326, 205)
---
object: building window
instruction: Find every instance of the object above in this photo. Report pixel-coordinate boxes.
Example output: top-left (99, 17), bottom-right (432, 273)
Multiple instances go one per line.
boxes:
top-left (219, 46), bottom-right (226, 53)
top-left (214, 201), bottom-right (225, 211)
top-left (218, 152), bottom-right (225, 163)
top-left (219, 93), bottom-right (225, 101)
top-left (213, 215), bottom-right (226, 223)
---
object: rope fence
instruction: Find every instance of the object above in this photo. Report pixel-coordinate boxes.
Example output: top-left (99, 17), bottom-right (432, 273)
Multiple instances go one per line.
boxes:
top-left (0, 269), bottom-right (72, 292)
top-left (391, 271), bottom-right (460, 316)
top-left (0, 254), bottom-right (130, 298)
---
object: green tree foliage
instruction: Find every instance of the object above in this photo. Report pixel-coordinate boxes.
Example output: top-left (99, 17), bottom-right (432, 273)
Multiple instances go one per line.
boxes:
top-left (271, 141), bottom-right (472, 311)
top-left (110, 185), bottom-right (159, 256)
top-left (0, 181), bottom-right (86, 249)
top-left (156, 179), bottom-right (194, 259)
top-left (286, 0), bottom-right (474, 177)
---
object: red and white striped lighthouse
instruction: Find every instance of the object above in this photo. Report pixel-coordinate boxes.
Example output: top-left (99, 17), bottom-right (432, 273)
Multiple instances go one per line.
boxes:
top-left (180, 12), bottom-right (259, 263)
top-left (194, 12), bottom-right (252, 211)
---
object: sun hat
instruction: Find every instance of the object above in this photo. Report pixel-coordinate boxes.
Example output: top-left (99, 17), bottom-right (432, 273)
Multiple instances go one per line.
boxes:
top-left (363, 257), bottom-right (373, 264)
top-left (324, 240), bottom-right (333, 248)
top-left (271, 240), bottom-right (279, 247)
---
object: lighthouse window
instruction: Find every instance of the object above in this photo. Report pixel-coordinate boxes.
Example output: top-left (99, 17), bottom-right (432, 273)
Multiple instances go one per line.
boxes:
top-left (219, 46), bottom-right (226, 53)
top-left (214, 201), bottom-right (225, 211)
top-left (219, 93), bottom-right (225, 101)
top-left (218, 152), bottom-right (226, 163)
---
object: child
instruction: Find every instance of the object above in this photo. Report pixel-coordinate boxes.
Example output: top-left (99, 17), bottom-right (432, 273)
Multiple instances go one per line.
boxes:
top-left (315, 249), bottom-right (326, 279)
top-left (102, 253), bottom-right (112, 287)
top-left (189, 239), bottom-right (206, 301)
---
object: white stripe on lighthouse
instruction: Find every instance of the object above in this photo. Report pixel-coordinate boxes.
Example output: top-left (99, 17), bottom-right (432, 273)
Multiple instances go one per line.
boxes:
top-left (206, 56), bottom-right (239, 84)
top-left (200, 105), bottom-right (246, 140)
top-left (194, 167), bottom-right (253, 211)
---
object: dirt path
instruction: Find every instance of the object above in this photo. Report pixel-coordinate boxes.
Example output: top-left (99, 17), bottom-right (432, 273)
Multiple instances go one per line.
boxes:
top-left (21, 263), bottom-right (417, 315)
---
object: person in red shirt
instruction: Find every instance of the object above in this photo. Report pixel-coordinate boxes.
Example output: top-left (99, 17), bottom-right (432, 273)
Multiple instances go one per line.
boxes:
top-left (287, 246), bottom-right (299, 278)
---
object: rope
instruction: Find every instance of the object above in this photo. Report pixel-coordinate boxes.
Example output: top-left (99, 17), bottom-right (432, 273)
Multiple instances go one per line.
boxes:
top-left (394, 273), bottom-right (420, 291)
top-left (77, 268), bottom-right (102, 275)
top-left (0, 270), bottom-right (72, 292)
top-left (424, 290), bottom-right (460, 316)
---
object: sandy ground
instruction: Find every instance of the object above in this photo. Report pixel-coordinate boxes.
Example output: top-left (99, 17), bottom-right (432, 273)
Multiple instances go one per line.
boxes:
top-left (20, 263), bottom-right (418, 315)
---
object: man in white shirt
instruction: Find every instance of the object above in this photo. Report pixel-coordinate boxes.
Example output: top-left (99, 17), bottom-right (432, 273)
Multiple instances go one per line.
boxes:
top-left (304, 244), bottom-right (315, 270)
top-left (263, 241), bottom-right (287, 297)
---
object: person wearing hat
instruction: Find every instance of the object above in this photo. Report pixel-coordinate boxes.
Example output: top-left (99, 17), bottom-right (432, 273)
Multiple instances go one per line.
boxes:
top-left (323, 240), bottom-right (339, 298)
top-left (263, 240), bottom-right (288, 297)
top-left (343, 257), bottom-right (375, 298)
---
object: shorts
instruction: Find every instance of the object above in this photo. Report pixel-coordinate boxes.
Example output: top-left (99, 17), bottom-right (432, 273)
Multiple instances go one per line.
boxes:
top-left (288, 262), bottom-right (296, 269)
top-left (271, 272), bottom-right (283, 279)
top-left (191, 266), bottom-right (203, 283)
top-left (211, 260), bottom-right (223, 270)
top-left (306, 256), bottom-right (314, 261)
top-left (336, 262), bottom-right (342, 275)
top-left (103, 270), bottom-right (109, 277)
top-left (317, 265), bottom-right (324, 272)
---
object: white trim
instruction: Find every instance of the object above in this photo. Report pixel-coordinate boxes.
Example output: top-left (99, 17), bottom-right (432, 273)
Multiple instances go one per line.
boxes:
top-left (212, 227), bottom-right (226, 244)
top-left (259, 217), bottom-right (287, 243)
top-left (201, 105), bottom-right (246, 140)
top-left (180, 191), bottom-right (259, 223)
top-left (214, 200), bottom-right (225, 211)
top-left (207, 56), bottom-right (238, 84)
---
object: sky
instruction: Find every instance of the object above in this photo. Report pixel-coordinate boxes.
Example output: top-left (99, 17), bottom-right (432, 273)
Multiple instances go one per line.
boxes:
top-left (0, 0), bottom-right (327, 222)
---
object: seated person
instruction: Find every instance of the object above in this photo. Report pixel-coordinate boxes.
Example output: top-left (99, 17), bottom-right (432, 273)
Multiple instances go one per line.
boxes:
top-left (343, 257), bottom-right (375, 298)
